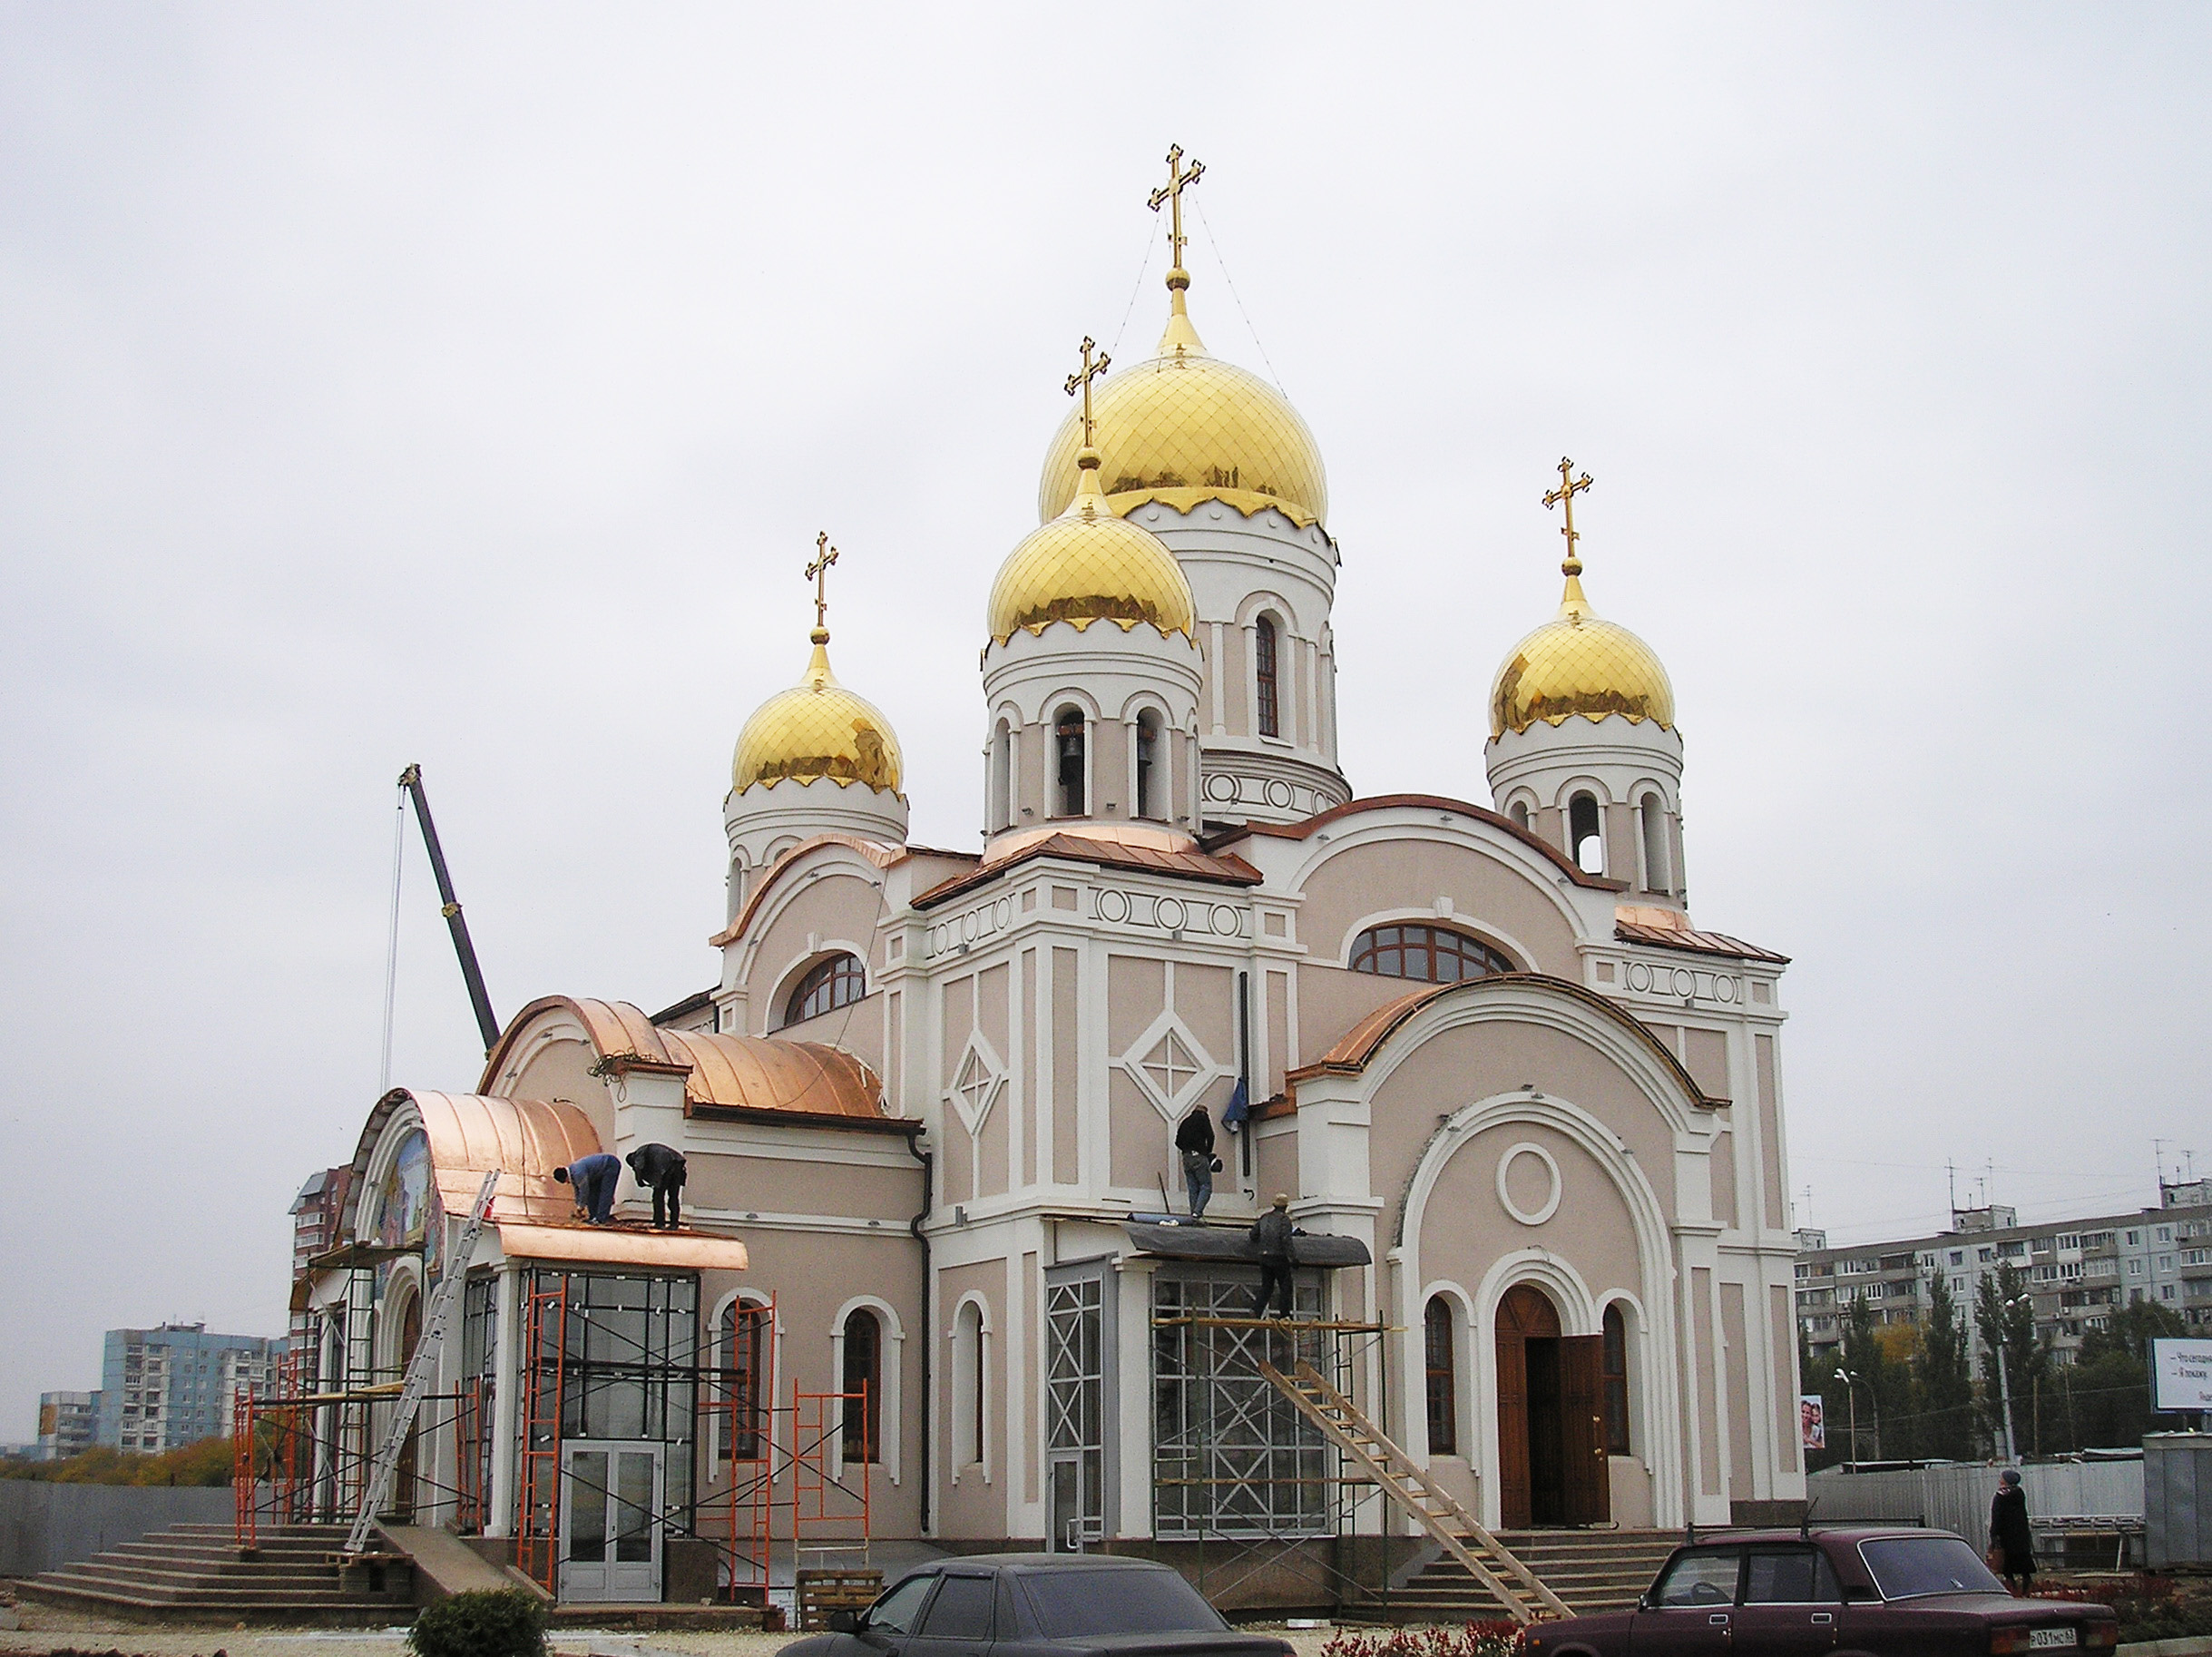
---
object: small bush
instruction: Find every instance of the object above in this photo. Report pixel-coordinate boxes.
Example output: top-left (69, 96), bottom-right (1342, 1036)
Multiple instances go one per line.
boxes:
top-left (1320, 1622), bottom-right (1524, 1657)
top-left (408, 1588), bottom-right (548, 1657)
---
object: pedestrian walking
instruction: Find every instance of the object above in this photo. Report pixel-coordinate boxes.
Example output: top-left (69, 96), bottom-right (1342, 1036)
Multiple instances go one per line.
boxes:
top-left (1175, 1106), bottom-right (1218, 1217)
top-left (1249, 1193), bottom-right (1297, 1319)
top-left (1990, 1468), bottom-right (2034, 1594)
top-left (625, 1142), bottom-right (688, 1229)
top-left (553, 1152), bottom-right (622, 1225)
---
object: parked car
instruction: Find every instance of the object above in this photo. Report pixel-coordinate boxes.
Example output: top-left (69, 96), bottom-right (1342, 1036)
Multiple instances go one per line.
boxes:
top-left (1524, 1526), bottom-right (2118, 1656)
top-left (777, 1554), bottom-right (1296, 1657)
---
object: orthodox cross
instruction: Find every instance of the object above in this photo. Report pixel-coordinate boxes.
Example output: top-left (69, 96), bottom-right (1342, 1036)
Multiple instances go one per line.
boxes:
top-left (1543, 457), bottom-right (1593, 568)
top-left (1148, 143), bottom-right (1206, 270)
top-left (806, 531), bottom-right (838, 631)
top-left (1063, 336), bottom-right (1111, 447)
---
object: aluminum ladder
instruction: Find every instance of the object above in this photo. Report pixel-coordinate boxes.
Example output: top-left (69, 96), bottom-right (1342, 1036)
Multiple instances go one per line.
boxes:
top-left (343, 1170), bottom-right (501, 1557)
top-left (1258, 1358), bottom-right (1571, 1624)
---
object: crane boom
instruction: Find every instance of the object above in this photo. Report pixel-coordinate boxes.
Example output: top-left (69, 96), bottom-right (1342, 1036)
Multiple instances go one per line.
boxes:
top-left (397, 764), bottom-right (501, 1054)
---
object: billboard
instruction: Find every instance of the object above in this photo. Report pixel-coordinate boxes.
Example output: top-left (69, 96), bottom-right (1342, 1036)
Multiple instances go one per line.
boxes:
top-left (1800, 1393), bottom-right (1826, 1451)
top-left (2151, 1338), bottom-right (2212, 1413)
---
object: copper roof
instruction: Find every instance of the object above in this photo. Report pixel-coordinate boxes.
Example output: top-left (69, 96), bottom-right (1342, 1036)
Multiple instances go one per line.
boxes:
top-left (496, 1222), bottom-right (750, 1271)
top-left (481, 995), bottom-right (891, 1121)
top-left (1211, 793), bottom-right (1628, 891)
top-left (1615, 919), bottom-right (1790, 964)
top-left (408, 1091), bottom-right (607, 1227)
top-left (914, 831), bottom-right (1261, 910)
top-left (1286, 974), bottom-right (1727, 1109)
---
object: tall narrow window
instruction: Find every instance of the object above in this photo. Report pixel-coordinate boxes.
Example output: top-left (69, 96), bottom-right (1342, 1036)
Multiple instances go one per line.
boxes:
top-left (1569, 791), bottom-right (1604, 874)
top-left (719, 1299), bottom-right (767, 1461)
top-left (1639, 795), bottom-right (1669, 894)
top-left (786, 953), bottom-right (865, 1025)
top-left (989, 721), bottom-right (1013, 830)
top-left (953, 1300), bottom-right (985, 1467)
top-left (842, 1308), bottom-right (880, 1464)
top-left (1054, 706), bottom-right (1086, 817)
top-left (1602, 1303), bottom-right (1631, 1456)
top-left (1254, 615), bottom-right (1280, 738)
top-left (1510, 800), bottom-right (1531, 832)
top-left (1424, 1297), bottom-right (1457, 1455)
top-left (1135, 712), bottom-right (1160, 819)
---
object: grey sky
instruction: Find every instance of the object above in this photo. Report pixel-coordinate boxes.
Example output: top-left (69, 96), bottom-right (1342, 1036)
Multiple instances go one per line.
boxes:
top-left (3, 6), bottom-right (2206, 1439)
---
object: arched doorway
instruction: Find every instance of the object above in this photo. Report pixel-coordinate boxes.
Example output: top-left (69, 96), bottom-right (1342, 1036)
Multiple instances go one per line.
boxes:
top-left (392, 1289), bottom-right (422, 1521)
top-left (1494, 1284), bottom-right (1609, 1528)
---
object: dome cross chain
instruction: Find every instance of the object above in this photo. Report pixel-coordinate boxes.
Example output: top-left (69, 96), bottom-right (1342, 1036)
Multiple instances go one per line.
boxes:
top-left (1543, 457), bottom-right (1593, 574)
top-left (1064, 336), bottom-right (1111, 449)
top-left (806, 530), bottom-right (839, 635)
top-left (1148, 143), bottom-right (1206, 279)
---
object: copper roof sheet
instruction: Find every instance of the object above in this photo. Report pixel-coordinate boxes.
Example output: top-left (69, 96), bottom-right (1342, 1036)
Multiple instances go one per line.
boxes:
top-left (1615, 920), bottom-right (1790, 964)
top-left (496, 1222), bottom-right (750, 1271)
top-left (408, 1091), bottom-right (606, 1227)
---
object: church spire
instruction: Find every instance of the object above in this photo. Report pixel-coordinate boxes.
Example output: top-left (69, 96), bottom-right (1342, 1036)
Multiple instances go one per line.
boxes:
top-left (1543, 457), bottom-right (1594, 621)
top-left (1149, 143), bottom-right (1208, 358)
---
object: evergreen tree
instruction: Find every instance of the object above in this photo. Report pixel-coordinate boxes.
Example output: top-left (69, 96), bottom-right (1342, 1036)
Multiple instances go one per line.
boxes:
top-left (1975, 1262), bottom-right (2048, 1456)
top-left (1915, 1268), bottom-right (1977, 1458)
top-left (2080, 1296), bottom-right (2186, 1364)
top-left (1836, 1295), bottom-right (1894, 1462)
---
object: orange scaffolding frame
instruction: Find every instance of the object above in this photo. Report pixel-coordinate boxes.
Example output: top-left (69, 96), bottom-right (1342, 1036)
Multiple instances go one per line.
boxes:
top-left (699, 1296), bottom-right (778, 1600)
top-left (514, 1271), bottom-right (570, 1595)
top-left (790, 1380), bottom-right (872, 1569)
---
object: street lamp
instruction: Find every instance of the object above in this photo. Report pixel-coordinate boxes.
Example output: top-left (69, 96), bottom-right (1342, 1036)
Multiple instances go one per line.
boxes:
top-left (1992, 1292), bottom-right (2032, 1464)
top-left (1834, 1369), bottom-right (1862, 1468)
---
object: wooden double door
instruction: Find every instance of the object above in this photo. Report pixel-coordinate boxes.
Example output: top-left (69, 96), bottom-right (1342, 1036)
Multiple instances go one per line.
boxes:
top-left (1493, 1285), bottom-right (1610, 1528)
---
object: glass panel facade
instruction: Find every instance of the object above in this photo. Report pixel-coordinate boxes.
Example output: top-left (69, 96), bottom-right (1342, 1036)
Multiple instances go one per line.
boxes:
top-left (1046, 1278), bottom-right (1103, 1546)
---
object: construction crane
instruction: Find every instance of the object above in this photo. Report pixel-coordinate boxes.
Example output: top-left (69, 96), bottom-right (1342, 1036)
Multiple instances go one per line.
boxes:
top-left (397, 764), bottom-right (501, 1054)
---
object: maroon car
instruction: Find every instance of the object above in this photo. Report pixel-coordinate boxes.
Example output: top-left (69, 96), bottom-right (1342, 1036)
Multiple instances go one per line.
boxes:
top-left (1523, 1526), bottom-right (2117, 1656)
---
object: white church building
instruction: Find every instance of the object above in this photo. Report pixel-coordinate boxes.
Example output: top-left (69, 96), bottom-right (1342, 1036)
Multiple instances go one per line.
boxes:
top-left (299, 159), bottom-right (1805, 1608)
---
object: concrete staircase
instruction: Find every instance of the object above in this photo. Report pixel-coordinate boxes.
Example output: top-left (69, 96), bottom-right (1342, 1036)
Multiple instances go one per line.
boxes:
top-left (18, 1522), bottom-right (416, 1625)
top-left (1381, 1529), bottom-right (1679, 1622)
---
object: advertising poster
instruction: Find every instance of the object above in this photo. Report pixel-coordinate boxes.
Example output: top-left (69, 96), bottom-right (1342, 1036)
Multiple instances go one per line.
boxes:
top-left (2151, 1338), bottom-right (2212, 1413)
top-left (1800, 1393), bottom-right (1826, 1451)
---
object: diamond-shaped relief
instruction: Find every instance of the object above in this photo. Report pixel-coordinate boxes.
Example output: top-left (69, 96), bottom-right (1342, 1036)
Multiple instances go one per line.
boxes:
top-left (1121, 1015), bottom-right (1219, 1121)
top-left (947, 1039), bottom-right (1005, 1136)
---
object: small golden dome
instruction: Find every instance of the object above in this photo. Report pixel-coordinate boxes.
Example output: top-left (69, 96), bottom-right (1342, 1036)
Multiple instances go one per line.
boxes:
top-left (732, 632), bottom-right (904, 794)
top-left (1490, 564), bottom-right (1675, 739)
top-left (989, 450), bottom-right (1197, 646)
top-left (1036, 294), bottom-right (1327, 526)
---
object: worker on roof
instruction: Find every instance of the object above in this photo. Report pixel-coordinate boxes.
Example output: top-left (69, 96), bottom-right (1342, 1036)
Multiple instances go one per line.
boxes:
top-left (1249, 1193), bottom-right (1298, 1319)
top-left (626, 1142), bottom-right (688, 1230)
top-left (553, 1152), bottom-right (622, 1225)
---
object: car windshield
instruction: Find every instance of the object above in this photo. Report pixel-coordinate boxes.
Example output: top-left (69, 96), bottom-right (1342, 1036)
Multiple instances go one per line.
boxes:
top-left (1859, 1536), bottom-right (2007, 1600)
top-left (1022, 1569), bottom-right (1228, 1637)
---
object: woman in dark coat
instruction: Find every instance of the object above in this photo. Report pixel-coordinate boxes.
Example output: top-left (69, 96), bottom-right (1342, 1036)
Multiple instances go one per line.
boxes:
top-left (1990, 1468), bottom-right (2034, 1593)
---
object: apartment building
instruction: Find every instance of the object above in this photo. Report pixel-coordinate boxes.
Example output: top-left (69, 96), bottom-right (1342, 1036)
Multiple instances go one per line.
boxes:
top-left (94, 1324), bottom-right (284, 1452)
top-left (1796, 1179), bottom-right (2212, 1364)
top-left (34, 1389), bottom-right (100, 1459)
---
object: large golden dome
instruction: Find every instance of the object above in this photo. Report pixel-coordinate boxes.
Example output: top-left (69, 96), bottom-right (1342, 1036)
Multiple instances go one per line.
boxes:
top-left (732, 632), bottom-right (903, 794)
top-left (1490, 564), bottom-right (1675, 739)
top-left (1036, 292), bottom-right (1327, 527)
top-left (990, 450), bottom-right (1197, 646)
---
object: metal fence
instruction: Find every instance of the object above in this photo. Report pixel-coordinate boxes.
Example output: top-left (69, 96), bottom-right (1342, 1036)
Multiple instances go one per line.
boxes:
top-left (1808, 1461), bottom-right (2144, 1544)
top-left (0, 1479), bottom-right (235, 1576)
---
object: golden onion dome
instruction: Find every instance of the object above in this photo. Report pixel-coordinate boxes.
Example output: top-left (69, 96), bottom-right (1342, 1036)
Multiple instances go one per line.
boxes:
top-left (732, 632), bottom-right (904, 795)
top-left (1036, 289), bottom-right (1327, 527)
top-left (1490, 561), bottom-right (1675, 739)
top-left (989, 446), bottom-right (1197, 646)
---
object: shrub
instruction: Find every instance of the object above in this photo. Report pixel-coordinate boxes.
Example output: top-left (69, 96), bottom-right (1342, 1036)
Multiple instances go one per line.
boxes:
top-left (1320, 1622), bottom-right (1524, 1657)
top-left (407, 1588), bottom-right (548, 1657)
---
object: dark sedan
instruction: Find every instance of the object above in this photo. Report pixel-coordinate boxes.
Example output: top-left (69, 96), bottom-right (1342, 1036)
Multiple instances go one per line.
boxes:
top-left (778, 1554), bottom-right (1294, 1657)
top-left (1525, 1527), bottom-right (2117, 1657)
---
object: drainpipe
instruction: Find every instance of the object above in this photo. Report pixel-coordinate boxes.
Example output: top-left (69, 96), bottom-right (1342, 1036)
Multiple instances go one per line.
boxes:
top-left (905, 1130), bottom-right (934, 1535)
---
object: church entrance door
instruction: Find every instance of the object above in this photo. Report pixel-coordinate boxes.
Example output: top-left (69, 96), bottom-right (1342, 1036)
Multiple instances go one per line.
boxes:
top-left (1494, 1285), bottom-right (1610, 1528)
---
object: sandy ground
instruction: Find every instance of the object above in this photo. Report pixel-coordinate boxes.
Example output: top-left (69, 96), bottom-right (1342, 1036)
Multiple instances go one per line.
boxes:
top-left (0, 1603), bottom-right (1357, 1657)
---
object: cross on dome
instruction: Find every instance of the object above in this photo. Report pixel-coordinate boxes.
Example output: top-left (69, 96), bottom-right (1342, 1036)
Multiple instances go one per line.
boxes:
top-left (806, 530), bottom-right (839, 640)
top-left (1148, 144), bottom-right (1205, 289)
top-left (1543, 457), bottom-right (1593, 577)
top-left (1063, 336), bottom-right (1111, 453)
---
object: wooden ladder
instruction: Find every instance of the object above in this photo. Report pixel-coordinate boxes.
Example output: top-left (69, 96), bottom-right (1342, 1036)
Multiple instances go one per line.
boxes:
top-left (1259, 1358), bottom-right (1571, 1624)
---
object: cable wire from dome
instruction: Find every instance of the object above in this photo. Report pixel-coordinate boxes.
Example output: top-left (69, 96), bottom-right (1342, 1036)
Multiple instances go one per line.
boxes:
top-left (1192, 194), bottom-right (1289, 397)
top-left (1107, 210), bottom-right (1160, 363)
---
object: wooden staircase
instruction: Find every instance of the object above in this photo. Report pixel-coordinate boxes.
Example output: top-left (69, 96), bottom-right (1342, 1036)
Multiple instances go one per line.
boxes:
top-left (17, 1522), bottom-right (416, 1625)
top-left (1390, 1528), bottom-right (1680, 1621)
top-left (1259, 1359), bottom-right (1571, 1624)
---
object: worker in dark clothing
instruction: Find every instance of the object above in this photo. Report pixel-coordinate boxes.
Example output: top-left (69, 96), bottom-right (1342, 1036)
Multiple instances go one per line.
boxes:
top-left (553, 1152), bottom-right (622, 1225)
top-left (1990, 1467), bottom-right (2034, 1593)
top-left (625, 1142), bottom-right (688, 1230)
top-left (1175, 1106), bottom-right (1218, 1218)
top-left (1249, 1193), bottom-right (1297, 1319)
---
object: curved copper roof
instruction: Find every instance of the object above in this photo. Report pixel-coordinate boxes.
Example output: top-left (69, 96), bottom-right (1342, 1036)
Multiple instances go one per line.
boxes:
top-left (350, 1089), bottom-right (605, 1230)
top-left (481, 994), bottom-right (890, 1121)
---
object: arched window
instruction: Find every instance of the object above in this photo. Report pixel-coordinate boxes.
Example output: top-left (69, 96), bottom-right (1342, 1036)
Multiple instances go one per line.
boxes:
top-left (953, 1300), bottom-right (985, 1467)
top-left (1569, 791), bottom-right (1604, 874)
top-left (1054, 706), bottom-right (1086, 817)
top-left (1349, 924), bottom-right (1512, 983)
top-left (841, 1308), bottom-right (880, 1464)
top-left (1254, 615), bottom-right (1281, 738)
top-left (1639, 794), bottom-right (1669, 895)
top-left (1134, 711), bottom-right (1160, 819)
top-left (1424, 1297), bottom-right (1457, 1456)
top-left (1602, 1304), bottom-right (1631, 1456)
top-left (718, 1299), bottom-right (768, 1461)
top-left (1510, 800), bottom-right (1531, 832)
top-left (989, 720), bottom-right (1013, 830)
top-left (787, 953), bottom-right (865, 1025)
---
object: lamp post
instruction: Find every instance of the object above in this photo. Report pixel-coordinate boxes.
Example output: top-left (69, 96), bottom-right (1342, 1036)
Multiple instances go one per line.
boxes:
top-left (1834, 1368), bottom-right (1862, 1469)
top-left (1992, 1292), bottom-right (2032, 1464)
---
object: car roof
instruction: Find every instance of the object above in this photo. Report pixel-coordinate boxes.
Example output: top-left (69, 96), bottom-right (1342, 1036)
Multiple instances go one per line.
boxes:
top-left (915, 1553), bottom-right (1179, 1573)
top-left (1679, 1526), bottom-right (1957, 1545)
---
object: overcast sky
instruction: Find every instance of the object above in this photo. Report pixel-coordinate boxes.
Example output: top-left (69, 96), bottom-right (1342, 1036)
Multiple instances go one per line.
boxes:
top-left (3, 6), bottom-right (2207, 1439)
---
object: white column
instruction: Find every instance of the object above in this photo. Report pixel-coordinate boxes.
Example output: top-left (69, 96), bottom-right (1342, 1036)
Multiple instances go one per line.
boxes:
top-left (486, 1262), bottom-right (521, 1537)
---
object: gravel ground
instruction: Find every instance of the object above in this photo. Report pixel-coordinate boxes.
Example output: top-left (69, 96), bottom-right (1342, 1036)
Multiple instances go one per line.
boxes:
top-left (0, 1604), bottom-right (1357, 1657)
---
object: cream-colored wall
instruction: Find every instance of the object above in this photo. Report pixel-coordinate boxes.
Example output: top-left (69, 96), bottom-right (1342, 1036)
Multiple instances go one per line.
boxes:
top-left (936, 1259), bottom-right (1006, 1539)
top-left (506, 1041), bottom-right (614, 1152)
top-left (1295, 838), bottom-right (1583, 977)
top-left (685, 1149), bottom-right (919, 1221)
top-left (747, 872), bottom-right (886, 1034)
top-left (1416, 1122), bottom-right (1643, 1315)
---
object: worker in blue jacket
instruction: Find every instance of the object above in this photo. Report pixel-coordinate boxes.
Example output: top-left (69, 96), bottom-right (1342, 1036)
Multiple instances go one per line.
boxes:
top-left (553, 1152), bottom-right (622, 1225)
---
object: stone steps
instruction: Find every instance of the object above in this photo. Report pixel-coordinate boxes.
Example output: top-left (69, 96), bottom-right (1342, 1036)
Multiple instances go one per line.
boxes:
top-left (1373, 1529), bottom-right (1679, 1622)
top-left (17, 1522), bottom-right (416, 1626)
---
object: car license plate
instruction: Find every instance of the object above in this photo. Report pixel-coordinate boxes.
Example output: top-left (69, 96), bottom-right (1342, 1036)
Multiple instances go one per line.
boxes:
top-left (2028, 1630), bottom-right (2077, 1649)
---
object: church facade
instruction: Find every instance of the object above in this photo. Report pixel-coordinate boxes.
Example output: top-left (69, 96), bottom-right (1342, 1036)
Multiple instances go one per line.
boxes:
top-left (304, 160), bottom-right (1804, 1604)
